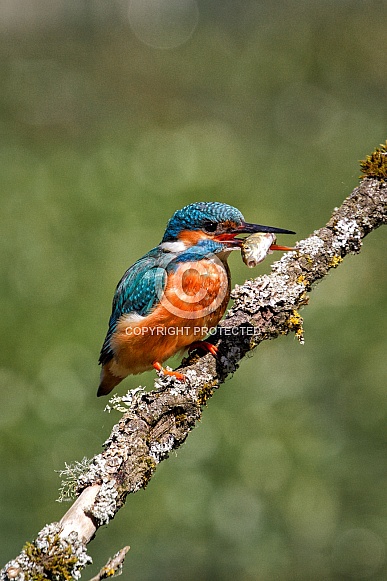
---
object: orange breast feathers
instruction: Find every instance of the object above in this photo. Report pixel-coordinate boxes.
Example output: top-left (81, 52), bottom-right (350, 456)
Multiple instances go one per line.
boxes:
top-left (161, 257), bottom-right (231, 319)
top-left (109, 258), bottom-right (231, 376)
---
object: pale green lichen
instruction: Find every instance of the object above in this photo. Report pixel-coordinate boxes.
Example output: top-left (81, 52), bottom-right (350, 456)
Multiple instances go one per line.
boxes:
top-left (57, 458), bottom-right (92, 502)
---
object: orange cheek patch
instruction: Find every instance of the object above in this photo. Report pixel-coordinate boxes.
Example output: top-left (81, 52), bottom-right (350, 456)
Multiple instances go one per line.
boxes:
top-left (177, 229), bottom-right (209, 245)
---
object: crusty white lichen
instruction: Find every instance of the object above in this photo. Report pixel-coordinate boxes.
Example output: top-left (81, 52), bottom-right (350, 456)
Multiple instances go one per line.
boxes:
top-left (230, 272), bottom-right (306, 314)
top-left (76, 453), bottom-right (123, 525)
top-left (89, 479), bottom-right (118, 525)
top-left (185, 366), bottom-right (213, 388)
top-left (104, 387), bottom-right (146, 413)
top-left (332, 218), bottom-right (362, 253)
top-left (149, 435), bottom-right (175, 464)
top-left (77, 453), bottom-right (110, 487)
top-left (153, 365), bottom-right (214, 404)
top-left (296, 236), bottom-right (325, 257)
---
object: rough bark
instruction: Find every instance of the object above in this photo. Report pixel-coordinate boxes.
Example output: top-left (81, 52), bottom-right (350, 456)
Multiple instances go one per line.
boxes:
top-left (1, 173), bottom-right (386, 580)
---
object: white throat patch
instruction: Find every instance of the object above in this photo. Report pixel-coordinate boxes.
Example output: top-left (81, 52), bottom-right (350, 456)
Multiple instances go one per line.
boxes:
top-left (159, 240), bottom-right (188, 253)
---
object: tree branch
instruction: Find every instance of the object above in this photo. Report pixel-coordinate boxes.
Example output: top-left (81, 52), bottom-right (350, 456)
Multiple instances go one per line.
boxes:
top-left (87, 546), bottom-right (130, 581)
top-left (1, 161), bottom-right (386, 579)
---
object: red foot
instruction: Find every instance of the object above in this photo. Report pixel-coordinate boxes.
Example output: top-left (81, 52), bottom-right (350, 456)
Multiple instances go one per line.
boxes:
top-left (188, 341), bottom-right (219, 358)
top-left (153, 361), bottom-right (185, 382)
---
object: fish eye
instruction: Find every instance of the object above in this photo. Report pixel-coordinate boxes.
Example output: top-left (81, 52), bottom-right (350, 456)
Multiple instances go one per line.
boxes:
top-left (204, 221), bottom-right (218, 233)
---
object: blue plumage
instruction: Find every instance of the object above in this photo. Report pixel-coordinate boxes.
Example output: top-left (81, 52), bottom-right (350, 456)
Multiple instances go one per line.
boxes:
top-left (162, 202), bottom-right (244, 242)
top-left (172, 238), bottom-right (224, 264)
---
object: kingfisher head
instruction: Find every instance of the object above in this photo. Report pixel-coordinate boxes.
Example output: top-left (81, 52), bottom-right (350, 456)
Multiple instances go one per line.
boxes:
top-left (161, 202), bottom-right (295, 252)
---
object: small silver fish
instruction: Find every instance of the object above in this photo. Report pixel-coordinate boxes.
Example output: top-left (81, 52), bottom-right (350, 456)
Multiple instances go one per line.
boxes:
top-left (241, 233), bottom-right (276, 268)
top-left (241, 232), bottom-right (295, 267)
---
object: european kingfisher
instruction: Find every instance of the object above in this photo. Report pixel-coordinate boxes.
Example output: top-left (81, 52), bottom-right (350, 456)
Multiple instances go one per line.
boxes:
top-left (98, 202), bottom-right (295, 396)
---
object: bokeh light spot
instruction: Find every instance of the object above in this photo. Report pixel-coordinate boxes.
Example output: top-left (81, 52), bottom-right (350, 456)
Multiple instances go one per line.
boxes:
top-left (131, 122), bottom-right (241, 195)
top-left (0, 369), bottom-right (29, 428)
top-left (274, 82), bottom-right (342, 145)
top-left (164, 471), bottom-right (212, 527)
top-left (211, 485), bottom-right (264, 543)
top-left (332, 528), bottom-right (385, 578)
top-left (128, 0), bottom-right (199, 50)
top-left (286, 475), bottom-right (338, 547)
top-left (36, 343), bottom-right (93, 425)
top-left (239, 437), bottom-right (292, 493)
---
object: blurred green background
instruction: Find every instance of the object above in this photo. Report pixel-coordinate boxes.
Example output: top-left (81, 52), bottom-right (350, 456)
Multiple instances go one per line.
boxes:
top-left (1, 1), bottom-right (387, 579)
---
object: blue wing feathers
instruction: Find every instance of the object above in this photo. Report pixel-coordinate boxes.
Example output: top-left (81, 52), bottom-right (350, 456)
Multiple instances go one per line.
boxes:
top-left (99, 250), bottom-right (167, 365)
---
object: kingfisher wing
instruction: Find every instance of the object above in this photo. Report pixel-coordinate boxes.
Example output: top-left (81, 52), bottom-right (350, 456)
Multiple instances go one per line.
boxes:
top-left (99, 250), bottom-right (167, 365)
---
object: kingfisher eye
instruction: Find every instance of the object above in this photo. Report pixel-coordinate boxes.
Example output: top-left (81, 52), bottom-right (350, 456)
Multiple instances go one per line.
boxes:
top-left (204, 221), bottom-right (218, 233)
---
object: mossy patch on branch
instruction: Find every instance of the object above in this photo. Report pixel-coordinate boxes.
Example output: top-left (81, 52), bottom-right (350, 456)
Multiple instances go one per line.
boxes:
top-left (197, 380), bottom-right (218, 406)
top-left (360, 141), bottom-right (387, 181)
top-left (23, 535), bottom-right (77, 581)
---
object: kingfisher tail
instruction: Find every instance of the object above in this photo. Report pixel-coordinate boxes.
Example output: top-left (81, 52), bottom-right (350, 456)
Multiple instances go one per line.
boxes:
top-left (97, 364), bottom-right (123, 397)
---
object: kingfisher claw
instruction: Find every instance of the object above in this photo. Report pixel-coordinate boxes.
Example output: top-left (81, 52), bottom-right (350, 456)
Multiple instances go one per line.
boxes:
top-left (153, 361), bottom-right (185, 382)
top-left (188, 341), bottom-right (219, 358)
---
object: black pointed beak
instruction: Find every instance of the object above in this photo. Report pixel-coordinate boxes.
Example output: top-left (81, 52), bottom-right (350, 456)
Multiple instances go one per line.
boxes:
top-left (214, 221), bottom-right (295, 250)
top-left (238, 222), bottom-right (296, 235)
